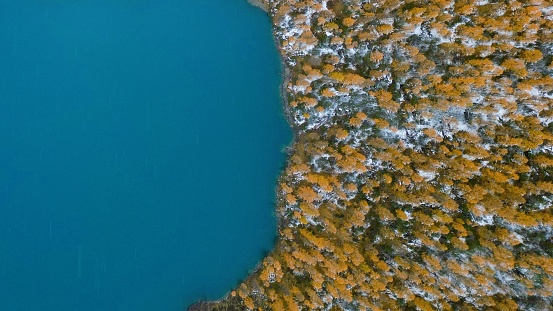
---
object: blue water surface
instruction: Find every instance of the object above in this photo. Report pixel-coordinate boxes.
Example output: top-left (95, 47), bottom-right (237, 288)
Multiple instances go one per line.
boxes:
top-left (0, 1), bottom-right (290, 310)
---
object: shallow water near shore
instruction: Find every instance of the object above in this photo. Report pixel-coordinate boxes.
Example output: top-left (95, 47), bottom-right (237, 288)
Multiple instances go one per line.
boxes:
top-left (0, 0), bottom-right (289, 310)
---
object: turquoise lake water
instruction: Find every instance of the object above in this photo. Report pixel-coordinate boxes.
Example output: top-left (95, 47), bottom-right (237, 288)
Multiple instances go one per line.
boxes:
top-left (0, 1), bottom-right (290, 310)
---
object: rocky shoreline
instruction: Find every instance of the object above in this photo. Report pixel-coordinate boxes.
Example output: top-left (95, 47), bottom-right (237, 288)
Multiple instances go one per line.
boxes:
top-left (246, 0), bottom-right (268, 13)
top-left (187, 301), bottom-right (214, 311)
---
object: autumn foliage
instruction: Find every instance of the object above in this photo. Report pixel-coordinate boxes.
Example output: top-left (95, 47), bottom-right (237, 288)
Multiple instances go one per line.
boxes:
top-left (207, 0), bottom-right (553, 310)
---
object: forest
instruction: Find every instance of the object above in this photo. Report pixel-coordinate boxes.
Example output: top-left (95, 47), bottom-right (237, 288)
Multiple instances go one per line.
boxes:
top-left (196, 0), bottom-right (553, 310)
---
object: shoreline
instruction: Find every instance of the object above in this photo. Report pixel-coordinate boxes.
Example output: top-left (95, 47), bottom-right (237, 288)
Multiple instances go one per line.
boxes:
top-left (187, 1), bottom-right (297, 310)
top-left (246, 0), bottom-right (269, 12)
